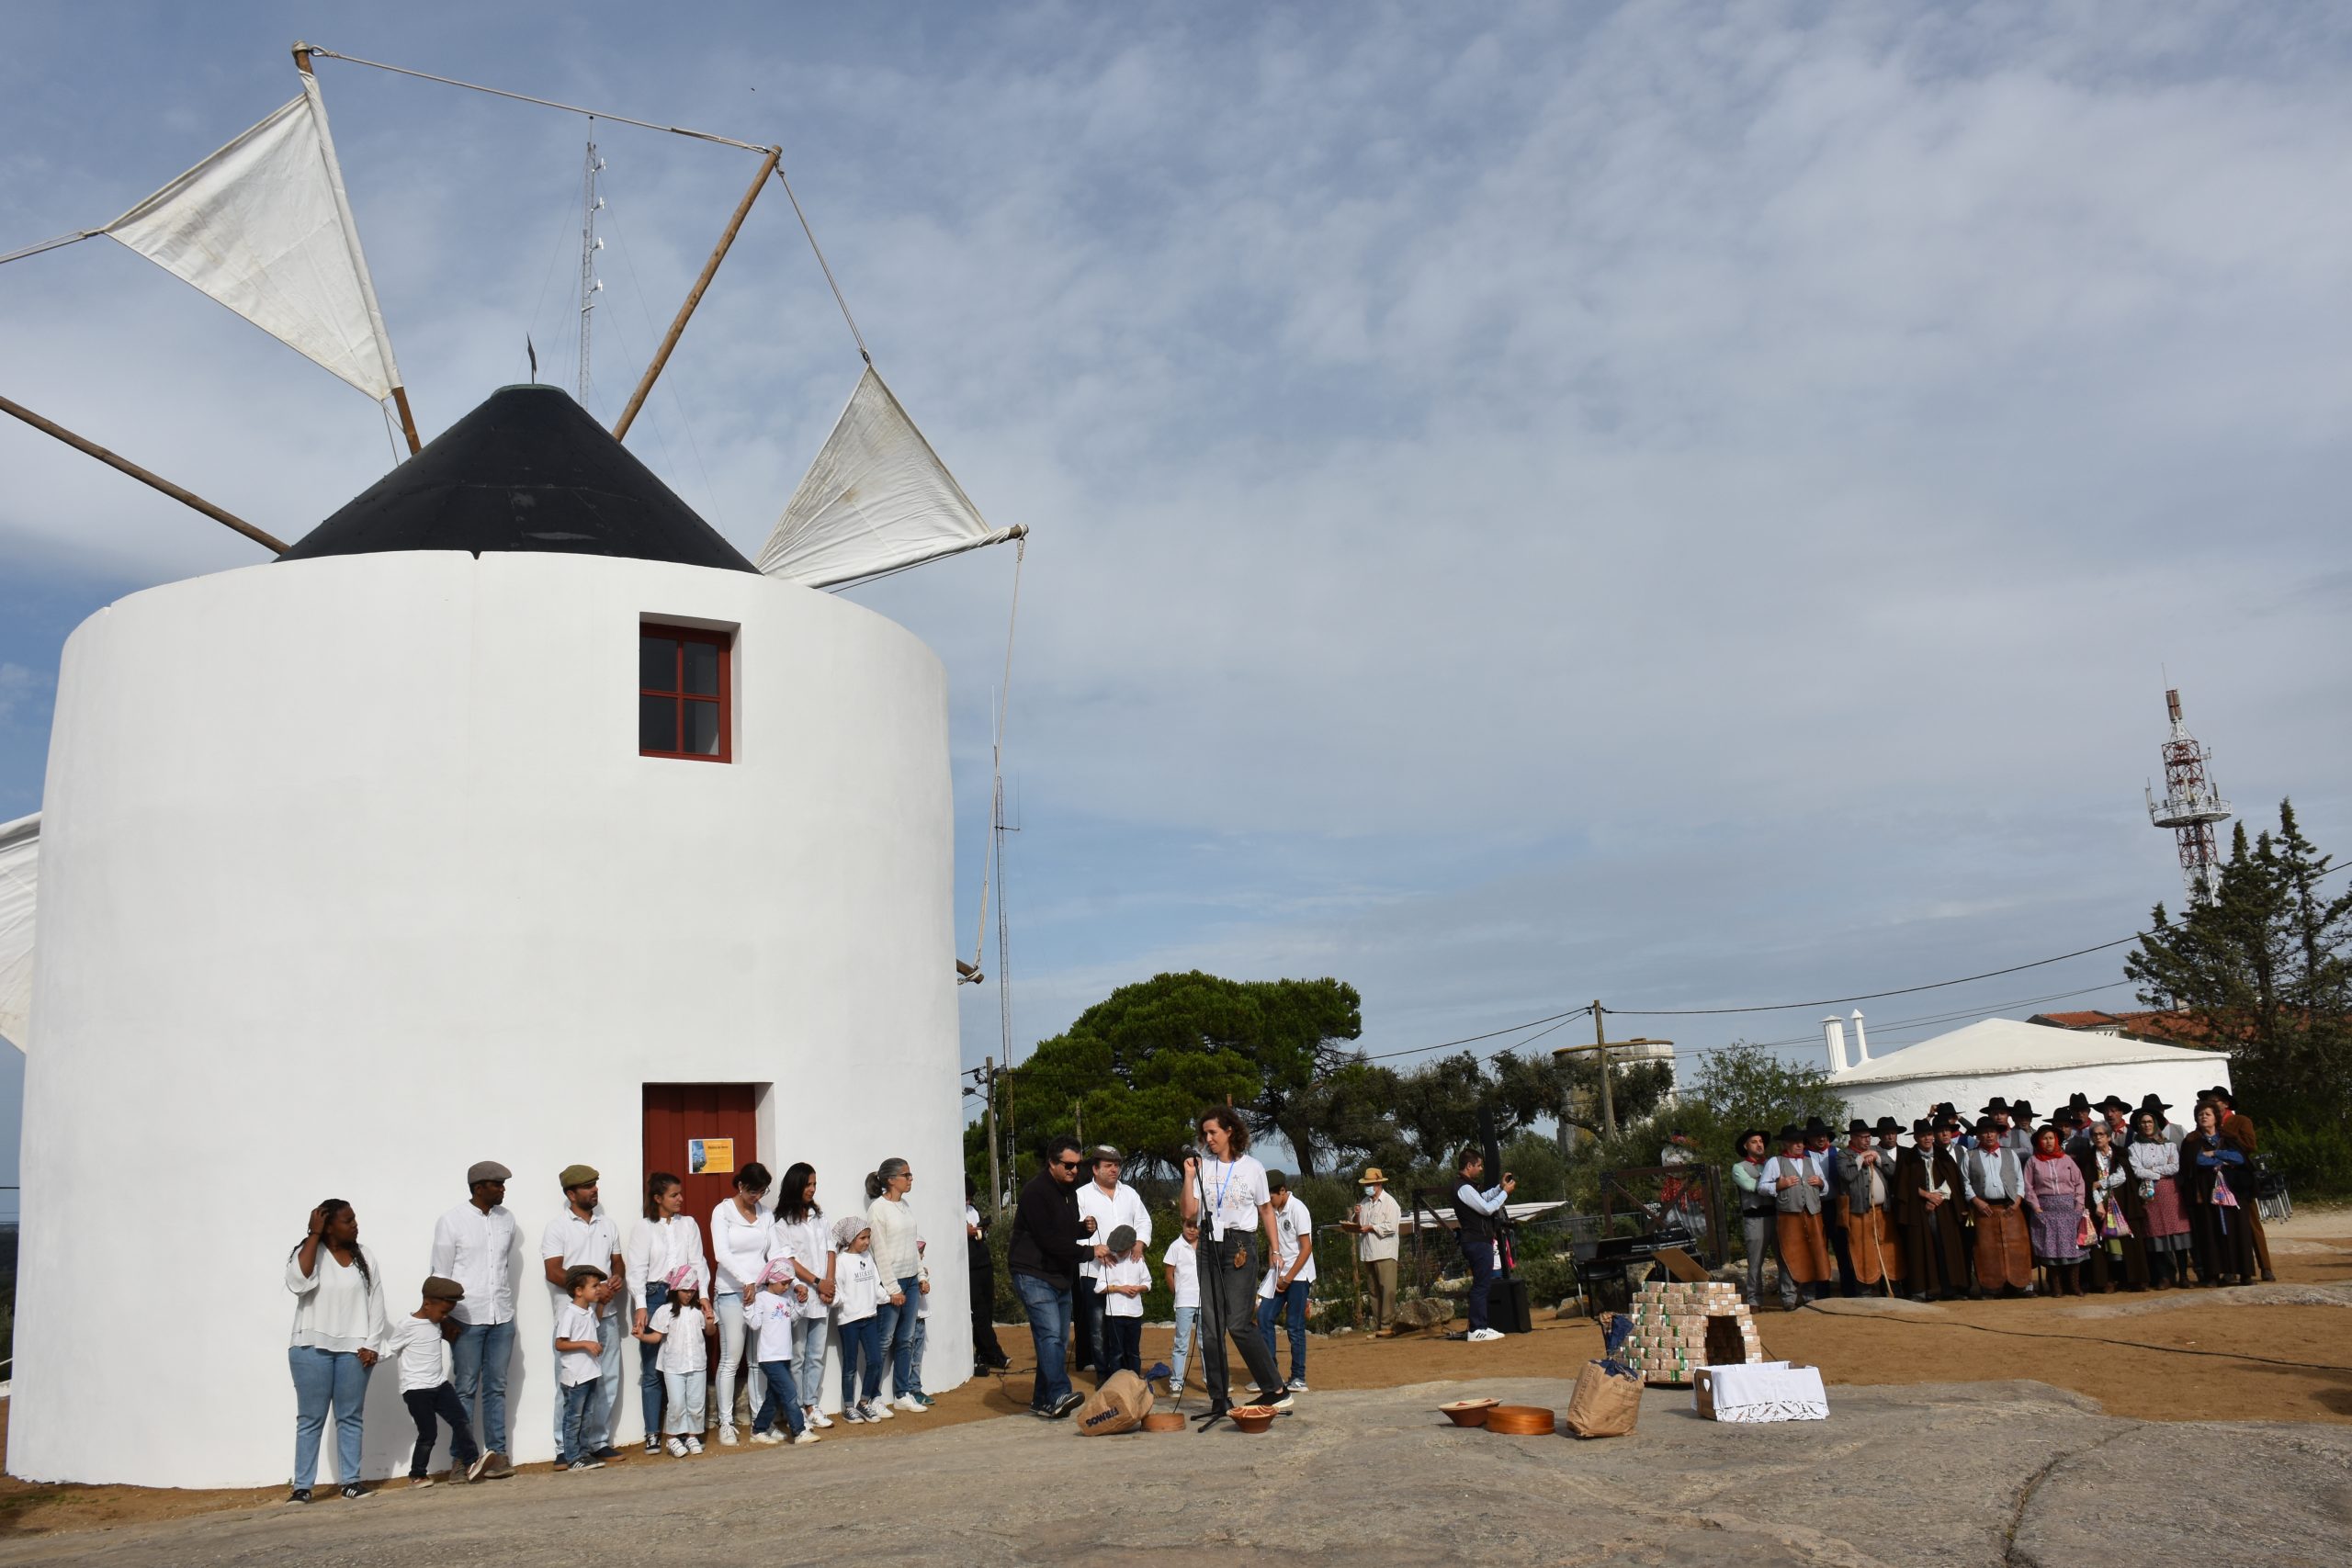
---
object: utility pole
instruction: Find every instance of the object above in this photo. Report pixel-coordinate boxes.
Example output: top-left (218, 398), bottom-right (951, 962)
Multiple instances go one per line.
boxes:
top-left (1593, 999), bottom-right (1614, 1136)
top-left (984, 1055), bottom-right (1002, 1224)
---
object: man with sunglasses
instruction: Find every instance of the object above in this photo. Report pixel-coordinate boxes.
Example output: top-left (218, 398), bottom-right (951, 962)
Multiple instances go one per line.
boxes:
top-left (1007, 1134), bottom-right (1088, 1418)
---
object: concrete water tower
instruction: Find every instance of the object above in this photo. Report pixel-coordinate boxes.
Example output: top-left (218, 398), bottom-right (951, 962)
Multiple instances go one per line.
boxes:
top-left (10, 386), bottom-right (967, 1487)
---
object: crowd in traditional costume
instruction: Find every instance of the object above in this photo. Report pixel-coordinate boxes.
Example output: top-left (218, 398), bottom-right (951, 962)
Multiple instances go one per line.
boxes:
top-left (1734, 1085), bottom-right (2273, 1306)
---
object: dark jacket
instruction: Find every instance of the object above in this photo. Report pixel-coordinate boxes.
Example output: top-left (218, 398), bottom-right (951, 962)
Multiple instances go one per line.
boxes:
top-left (1007, 1168), bottom-right (1080, 1285)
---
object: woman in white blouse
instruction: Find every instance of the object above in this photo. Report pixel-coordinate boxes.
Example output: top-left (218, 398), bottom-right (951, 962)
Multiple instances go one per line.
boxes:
top-left (628, 1172), bottom-right (707, 1453)
top-left (285, 1198), bottom-right (390, 1503)
top-left (769, 1162), bottom-right (838, 1430)
top-left (865, 1158), bottom-right (928, 1412)
top-left (708, 1161), bottom-right (775, 1443)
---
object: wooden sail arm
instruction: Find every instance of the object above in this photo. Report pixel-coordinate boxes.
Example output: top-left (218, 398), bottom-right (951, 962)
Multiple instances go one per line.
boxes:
top-left (613, 145), bottom-right (780, 441)
top-left (0, 392), bottom-right (288, 553)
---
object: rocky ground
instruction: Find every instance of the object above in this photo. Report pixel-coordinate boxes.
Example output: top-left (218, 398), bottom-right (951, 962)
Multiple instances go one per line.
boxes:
top-left (4, 1376), bottom-right (2348, 1568)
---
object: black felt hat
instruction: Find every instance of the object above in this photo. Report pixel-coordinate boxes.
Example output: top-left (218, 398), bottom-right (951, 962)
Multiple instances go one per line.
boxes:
top-left (2093, 1094), bottom-right (2132, 1113)
top-left (2009, 1099), bottom-right (2038, 1121)
top-left (1773, 1124), bottom-right (1805, 1146)
top-left (1846, 1118), bottom-right (1872, 1136)
top-left (1873, 1115), bottom-right (1905, 1135)
top-left (1802, 1115), bottom-right (1836, 1139)
top-left (1980, 1096), bottom-right (2014, 1117)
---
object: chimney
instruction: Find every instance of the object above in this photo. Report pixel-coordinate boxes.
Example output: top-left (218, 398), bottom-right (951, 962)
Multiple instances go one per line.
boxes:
top-left (1850, 1009), bottom-right (1870, 1063)
top-left (1823, 1015), bottom-right (1849, 1075)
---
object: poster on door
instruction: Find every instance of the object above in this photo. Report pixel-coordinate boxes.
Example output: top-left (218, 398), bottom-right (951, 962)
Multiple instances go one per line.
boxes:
top-left (689, 1137), bottom-right (735, 1176)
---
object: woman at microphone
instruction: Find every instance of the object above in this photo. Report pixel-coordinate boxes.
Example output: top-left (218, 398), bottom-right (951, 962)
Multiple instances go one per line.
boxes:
top-left (1179, 1106), bottom-right (1293, 1417)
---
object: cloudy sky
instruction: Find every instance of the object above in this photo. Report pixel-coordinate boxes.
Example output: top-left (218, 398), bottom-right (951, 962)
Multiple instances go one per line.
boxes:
top-left (3, 3), bottom-right (2347, 1158)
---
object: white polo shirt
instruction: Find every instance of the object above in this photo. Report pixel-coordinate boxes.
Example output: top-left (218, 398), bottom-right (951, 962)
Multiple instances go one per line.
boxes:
top-left (429, 1201), bottom-right (517, 1326)
top-left (1075, 1179), bottom-right (1153, 1283)
top-left (542, 1208), bottom-right (623, 1320)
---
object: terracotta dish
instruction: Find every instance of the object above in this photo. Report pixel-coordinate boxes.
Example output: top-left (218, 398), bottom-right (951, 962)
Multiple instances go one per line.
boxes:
top-left (1483, 1404), bottom-right (1557, 1436)
top-left (1141, 1412), bottom-right (1187, 1433)
top-left (1227, 1405), bottom-right (1277, 1434)
top-left (1440, 1398), bottom-right (1498, 1427)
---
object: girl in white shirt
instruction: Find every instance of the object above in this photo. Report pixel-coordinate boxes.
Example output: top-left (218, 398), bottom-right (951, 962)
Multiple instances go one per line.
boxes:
top-left (285, 1199), bottom-right (390, 1503)
top-left (831, 1215), bottom-right (889, 1423)
top-left (708, 1162), bottom-right (776, 1443)
top-left (639, 1269), bottom-right (715, 1455)
top-left (769, 1162), bottom-right (837, 1430)
top-left (628, 1173), bottom-right (707, 1454)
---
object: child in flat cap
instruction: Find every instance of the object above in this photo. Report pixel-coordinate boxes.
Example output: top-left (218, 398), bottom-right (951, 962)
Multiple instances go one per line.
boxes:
top-left (1098, 1224), bottom-right (1149, 1379)
top-left (383, 1277), bottom-right (486, 1487)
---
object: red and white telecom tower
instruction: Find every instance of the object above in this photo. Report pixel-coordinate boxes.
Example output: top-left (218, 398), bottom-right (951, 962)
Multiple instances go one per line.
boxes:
top-left (2145, 688), bottom-right (2232, 904)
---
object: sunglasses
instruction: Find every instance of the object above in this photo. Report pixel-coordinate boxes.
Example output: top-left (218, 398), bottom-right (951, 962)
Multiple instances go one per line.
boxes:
top-left (1053, 1158), bottom-right (1080, 1170)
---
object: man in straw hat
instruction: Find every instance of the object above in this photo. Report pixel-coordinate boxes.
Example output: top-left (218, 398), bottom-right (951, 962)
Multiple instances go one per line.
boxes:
top-left (1338, 1167), bottom-right (1402, 1335)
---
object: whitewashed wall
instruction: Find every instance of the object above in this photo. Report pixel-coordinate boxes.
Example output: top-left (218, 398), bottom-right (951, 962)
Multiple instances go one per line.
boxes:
top-left (9, 550), bottom-right (965, 1488)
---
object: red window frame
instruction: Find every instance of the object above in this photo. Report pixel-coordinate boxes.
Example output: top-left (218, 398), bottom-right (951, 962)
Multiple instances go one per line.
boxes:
top-left (639, 623), bottom-right (732, 763)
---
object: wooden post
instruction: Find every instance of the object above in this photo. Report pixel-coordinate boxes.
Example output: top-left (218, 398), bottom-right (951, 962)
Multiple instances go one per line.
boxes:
top-left (612, 146), bottom-right (780, 440)
top-left (1593, 999), bottom-right (1616, 1138)
top-left (984, 1055), bottom-right (1002, 1223)
top-left (0, 392), bottom-right (287, 553)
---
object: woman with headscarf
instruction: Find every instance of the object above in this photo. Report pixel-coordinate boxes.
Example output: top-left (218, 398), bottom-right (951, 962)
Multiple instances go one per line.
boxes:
top-left (2072, 1119), bottom-right (2145, 1293)
top-left (2181, 1103), bottom-right (2256, 1286)
top-left (2126, 1108), bottom-right (2192, 1289)
top-left (2022, 1125), bottom-right (2089, 1296)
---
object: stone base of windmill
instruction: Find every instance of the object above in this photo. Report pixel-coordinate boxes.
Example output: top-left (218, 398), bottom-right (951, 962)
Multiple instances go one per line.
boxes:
top-left (1618, 1280), bottom-right (1764, 1385)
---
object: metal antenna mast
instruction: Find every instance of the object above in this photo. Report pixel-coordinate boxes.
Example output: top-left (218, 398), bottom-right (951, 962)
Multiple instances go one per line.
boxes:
top-left (577, 138), bottom-right (605, 401)
top-left (2146, 687), bottom-right (2232, 904)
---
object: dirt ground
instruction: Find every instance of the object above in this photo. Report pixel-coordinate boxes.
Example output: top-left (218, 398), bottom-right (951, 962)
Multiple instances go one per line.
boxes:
top-left (6, 1218), bottom-right (2346, 1540)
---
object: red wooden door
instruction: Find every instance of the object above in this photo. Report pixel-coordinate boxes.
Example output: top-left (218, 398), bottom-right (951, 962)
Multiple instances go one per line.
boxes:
top-left (642, 1083), bottom-right (761, 1282)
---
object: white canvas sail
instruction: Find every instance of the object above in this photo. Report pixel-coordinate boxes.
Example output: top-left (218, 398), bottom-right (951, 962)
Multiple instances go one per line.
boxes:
top-left (756, 367), bottom-right (1022, 588)
top-left (0, 812), bottom-right (37, 1049)
top-left (104, 88), bottom-right (401, 401)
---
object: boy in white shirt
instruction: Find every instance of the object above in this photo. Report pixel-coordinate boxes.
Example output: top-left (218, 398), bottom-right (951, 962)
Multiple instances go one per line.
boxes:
top-left (553, 1267), bottom-right (607, 1472)
top-left (1254, 1170), bottom-right (1316, 1393)
top-left (1162, 1218), bottom-right (1201, 1399)
top-left (638, 1265), bottom-right (715, 1456)
top-left (384, 1276), bottom-right (486, 1488)
top-left (1099, 1224), bottom-right (1149, 1377)
top-left (744, 1264), bottom-right (817, 1445)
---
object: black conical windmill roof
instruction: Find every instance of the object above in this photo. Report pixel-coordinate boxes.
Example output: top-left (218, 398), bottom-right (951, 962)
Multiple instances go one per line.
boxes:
top-left (279, 384), bottom-right (757, 572)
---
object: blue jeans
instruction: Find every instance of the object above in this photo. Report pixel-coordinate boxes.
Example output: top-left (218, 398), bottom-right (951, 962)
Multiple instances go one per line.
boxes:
top-left (288, 1346), bottom-right (368, 1490)
top-left (838, 1314), bottom-right (884, 1405)
top-left (637, 1281), bottom-right (670, 1438)
top-left (752, 1361), bottom-right (807, 1435)
top-left (1012, 1270), bottom-right (1072, 1411)
top-left (1257, 1279), bottom-right (1309, 1381)
top-left (558, 1381), bottom-right (595, 1465)
top-left (1169, 1304), bottom-right (1199, 1389)
top-left (907, 1312), bottom-right (928, 1395)
top-left (792, 1313), bottom-right (828, 1416)
top-left (553, 1310), bottom-right (624, 1455)
top-left (449, 1317), bottom-right (515, 1455)
top-left (876, 1276), bottom-right (922, 1398)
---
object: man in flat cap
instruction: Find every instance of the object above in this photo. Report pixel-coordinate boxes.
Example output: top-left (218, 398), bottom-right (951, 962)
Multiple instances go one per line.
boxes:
top-left (1073, 1145), bottom-right (1149, 1385)
top-left (543, 1163), bottom-right (627, 1462)
top-left (430, 1161), bottom-right (519, 1477)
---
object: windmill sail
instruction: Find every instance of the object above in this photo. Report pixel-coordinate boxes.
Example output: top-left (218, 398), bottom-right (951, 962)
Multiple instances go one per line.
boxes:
top-left (756, 367), bottom-right (1022, 588)
top-left (104, 87), bottom-right (401, 401)
top-left (0, 812), bottom-right (36, 1050)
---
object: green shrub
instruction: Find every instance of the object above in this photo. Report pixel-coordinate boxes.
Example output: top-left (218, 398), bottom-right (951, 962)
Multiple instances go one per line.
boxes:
top-left (2266, 1115), bottom-right (2352, 1201)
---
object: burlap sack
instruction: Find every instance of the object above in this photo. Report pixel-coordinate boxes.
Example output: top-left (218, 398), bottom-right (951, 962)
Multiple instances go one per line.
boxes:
top-left (1075, 1370), bottom-right (1155, 1436)
top-left (1562, 1359), bottom-right (1642, 1438)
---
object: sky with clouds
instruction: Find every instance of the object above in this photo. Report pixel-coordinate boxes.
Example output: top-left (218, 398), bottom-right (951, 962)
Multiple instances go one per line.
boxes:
top-left (3, 4), bottom-right (2347, 1180)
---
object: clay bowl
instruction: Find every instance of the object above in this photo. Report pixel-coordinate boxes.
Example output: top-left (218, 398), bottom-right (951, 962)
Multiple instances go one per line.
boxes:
top-left (1141, 1412), bottom-right (1187, 1433)
top-left (1483, 1404), bottom-right (1557, 1437)
top-left (1227, 1404), bottom-right (1278, 1434)
top-left (1440, 1398), bottom-right (1499, 1428)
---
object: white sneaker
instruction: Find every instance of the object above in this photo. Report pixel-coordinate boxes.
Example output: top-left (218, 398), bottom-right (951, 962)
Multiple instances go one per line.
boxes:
top-left (861, 1399), bottom-right (893, 1421)
top-left (892, 1394), bottom-right (926, 1414)
top-left (750, 1428), bottom-right (785, 1446)
top-left (790, 1429), bottom-right (821, 1445)
top-left (806, 1406), bottom-right (833, 1429)
top-left (1267, 1391), bottom-right (1295, 1412)
top-left (1286, 1378), bottom-right (1309, 1393)
top-left (663, 1436), bottom-right (688, 1457)
top-left (716, 1424), bottom-right (740, 1446)
top-left (683, 1435), bottom-right (704, 1454)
